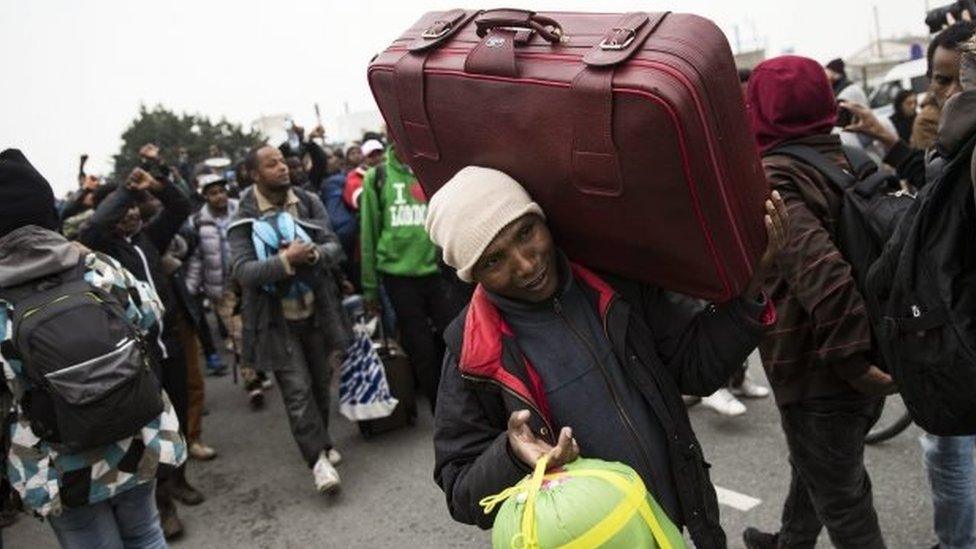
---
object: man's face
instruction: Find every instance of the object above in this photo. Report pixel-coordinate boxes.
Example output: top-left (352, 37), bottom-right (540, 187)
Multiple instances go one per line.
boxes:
top-left (347, 148), bottom-right (363, 167)
top-left (253, 147), bottom-right (290, 189)
top-left (204, 184), bottom-right (229, 211)
top-left (286, 157), bottom-right (308, 186)
top-left (326, 152), bottom-right (341, 174)
top-left (932, 45), bottom-right (964, 108)
top-left (472, 214), bottom-right (559, 303)
top-left (364, 151), bottom-right (384, 168)
top-left (115, 205), bottom-right (143, 237)
top-left (900, 94), bottom-right (918, 116)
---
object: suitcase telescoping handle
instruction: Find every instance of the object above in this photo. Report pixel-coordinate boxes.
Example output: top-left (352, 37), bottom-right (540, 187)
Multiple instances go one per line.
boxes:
top-left (474, 9), bottom-right (564, 44)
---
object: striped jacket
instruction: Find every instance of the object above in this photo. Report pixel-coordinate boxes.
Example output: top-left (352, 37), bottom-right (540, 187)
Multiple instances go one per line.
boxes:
top-left (758, 134), bottom-right (873, 405)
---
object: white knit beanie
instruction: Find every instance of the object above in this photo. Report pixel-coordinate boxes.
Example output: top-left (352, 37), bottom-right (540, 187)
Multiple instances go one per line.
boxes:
top-left (426, 166), bottom-right (544, 282)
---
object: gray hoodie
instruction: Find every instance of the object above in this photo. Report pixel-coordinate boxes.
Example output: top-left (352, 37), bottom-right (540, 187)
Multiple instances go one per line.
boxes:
top-left (0, 225), bottom-right (83, 288)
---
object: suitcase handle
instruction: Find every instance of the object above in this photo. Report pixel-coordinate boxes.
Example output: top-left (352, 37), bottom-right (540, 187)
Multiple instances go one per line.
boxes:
top-left (474, 9), bottom-right (563, 44)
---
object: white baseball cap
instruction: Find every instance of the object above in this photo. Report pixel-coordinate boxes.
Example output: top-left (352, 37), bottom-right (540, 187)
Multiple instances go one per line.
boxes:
top-left (360, 139), bottom-right (385, 157)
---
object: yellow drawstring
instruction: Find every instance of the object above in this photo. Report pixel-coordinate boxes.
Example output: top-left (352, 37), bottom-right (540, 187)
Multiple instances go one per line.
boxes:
top-left (519, 454), bottom-right (550, 549)
top-left (478, 456), bottom-right (678, 549)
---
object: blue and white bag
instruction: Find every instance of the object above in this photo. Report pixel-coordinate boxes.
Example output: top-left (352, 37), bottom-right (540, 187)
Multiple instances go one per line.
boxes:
top-left (338, 297), bottom-right (398, 421)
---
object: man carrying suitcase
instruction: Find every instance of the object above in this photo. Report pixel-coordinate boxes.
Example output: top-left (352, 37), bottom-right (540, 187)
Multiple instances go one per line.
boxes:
top-left (229, 144), bottom-right (350, 494)
top-left (428, 166), bottom-right (788, 548)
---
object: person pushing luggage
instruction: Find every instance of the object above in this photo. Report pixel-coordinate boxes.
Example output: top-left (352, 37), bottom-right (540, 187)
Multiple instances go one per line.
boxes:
top-left (429, 166), bottom-right (788, 548)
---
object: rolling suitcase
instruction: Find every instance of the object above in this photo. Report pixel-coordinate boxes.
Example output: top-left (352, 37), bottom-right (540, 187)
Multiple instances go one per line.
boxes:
top-left (368, 9), bottom-right (769, 302)
top-left (357, 313), bottom-right (418, 439)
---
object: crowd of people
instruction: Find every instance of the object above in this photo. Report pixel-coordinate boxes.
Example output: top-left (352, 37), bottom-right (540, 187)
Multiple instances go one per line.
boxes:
top-left (0, 8), bottom-right (975, 549)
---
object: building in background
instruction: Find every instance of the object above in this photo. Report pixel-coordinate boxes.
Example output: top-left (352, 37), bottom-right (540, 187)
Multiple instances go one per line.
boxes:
top-left (846, 35), bottom-right (929, 87)
top-left (324, 110), bottom-right (385, 145)
top-left (734, 48), bottom-right (767, 70)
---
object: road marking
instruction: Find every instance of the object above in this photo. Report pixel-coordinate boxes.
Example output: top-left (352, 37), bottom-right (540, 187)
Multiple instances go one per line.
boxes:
top-left (714, 485), bottom-right (762, 512)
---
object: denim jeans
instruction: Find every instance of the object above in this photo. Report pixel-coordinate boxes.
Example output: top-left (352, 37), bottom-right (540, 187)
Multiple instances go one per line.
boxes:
top-left (48, 481), bottom-right (166, 549)
top-left (921, 434), bottom-right (976, 549)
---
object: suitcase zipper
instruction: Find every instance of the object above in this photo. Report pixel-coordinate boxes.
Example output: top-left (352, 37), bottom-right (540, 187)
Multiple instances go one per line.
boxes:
top-left (552, 296), bottom-right (654, 476)
top-left (460, 372), bottom-right (556, 444)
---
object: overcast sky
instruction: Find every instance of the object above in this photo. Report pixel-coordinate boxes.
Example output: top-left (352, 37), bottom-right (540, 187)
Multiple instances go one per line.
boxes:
top-left (1, 0), bottom-right (929, 196)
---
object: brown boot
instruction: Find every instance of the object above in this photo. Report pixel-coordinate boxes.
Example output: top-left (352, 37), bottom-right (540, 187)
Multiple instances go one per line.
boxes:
top-left (156, 482), bottom-right (184, 540)
top-left (169, 466), bottom-right (205, 506)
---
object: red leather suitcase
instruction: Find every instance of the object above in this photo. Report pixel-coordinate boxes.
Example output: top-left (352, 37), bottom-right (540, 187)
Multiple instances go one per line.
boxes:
top-left (368, 9), bottom-right (768, 302)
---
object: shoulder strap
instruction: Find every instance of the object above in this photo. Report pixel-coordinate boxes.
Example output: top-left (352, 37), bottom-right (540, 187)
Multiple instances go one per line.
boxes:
top-left (769, 144), bottom-right (856, 192)
top-left (841, 145), bottom-right (878, 179)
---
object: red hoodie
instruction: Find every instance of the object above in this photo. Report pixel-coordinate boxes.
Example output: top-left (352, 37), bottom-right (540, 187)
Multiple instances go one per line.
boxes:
top-left (746, 55), bottom-right (838, 154)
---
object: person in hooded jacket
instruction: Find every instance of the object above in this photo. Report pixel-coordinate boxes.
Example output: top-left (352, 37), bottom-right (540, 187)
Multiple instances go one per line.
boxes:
top-left (78, 146), bottom-right (199, 539)
top-left (741, 55), bottom-right (894, 549)
top-left (0, 149), bottom-right (186, 548)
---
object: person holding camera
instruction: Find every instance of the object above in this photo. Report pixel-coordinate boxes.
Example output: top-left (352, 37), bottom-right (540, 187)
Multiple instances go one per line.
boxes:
top-left (841, 21), bottom-right (976, 192)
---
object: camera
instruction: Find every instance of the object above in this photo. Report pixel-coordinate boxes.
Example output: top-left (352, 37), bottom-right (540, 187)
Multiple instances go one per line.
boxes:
top-left (835, 104), bottom-right (854, 128)
top-left (926, 0), bottom-right (976, 33)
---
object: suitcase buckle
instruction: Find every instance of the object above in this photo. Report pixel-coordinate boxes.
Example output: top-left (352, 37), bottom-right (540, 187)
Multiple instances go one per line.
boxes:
top-left (422, 20), bottom-right (454, 39)
top-left (599, 28), bottom-right (636, 50)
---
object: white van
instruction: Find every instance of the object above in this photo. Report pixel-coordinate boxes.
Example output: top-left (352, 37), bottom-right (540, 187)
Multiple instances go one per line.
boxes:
top-left (869, 58), bottom-right (929, 117)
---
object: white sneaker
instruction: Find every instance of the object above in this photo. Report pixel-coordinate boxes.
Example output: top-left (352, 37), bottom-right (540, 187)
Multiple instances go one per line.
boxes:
top-left (189, 441), bottom-right (217, 461)
top-left (731, 374), bottom-right (770, 399)
top-left (326, 447), bottom-right (342, 466)
top-left (701, 388), bottom-right (747, 417)
top-left (313, 451), bottom-right (341, 493)
top-left (260, 377), bottom-right (274, 390)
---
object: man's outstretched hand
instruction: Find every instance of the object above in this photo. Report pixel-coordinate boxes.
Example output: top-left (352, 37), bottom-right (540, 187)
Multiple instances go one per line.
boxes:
top-left (507, 410), bottom-right (579, 471)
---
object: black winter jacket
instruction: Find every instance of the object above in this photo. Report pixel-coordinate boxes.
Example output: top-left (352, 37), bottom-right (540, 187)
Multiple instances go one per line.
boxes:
top-left (78, 182), bottom-right (192, 359)
top-left (434, 264), bottom-right (772, 549)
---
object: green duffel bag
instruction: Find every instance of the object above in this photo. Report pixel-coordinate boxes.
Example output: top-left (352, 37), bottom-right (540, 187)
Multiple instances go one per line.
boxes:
top-left (481, 456), bottom-right (685, 549)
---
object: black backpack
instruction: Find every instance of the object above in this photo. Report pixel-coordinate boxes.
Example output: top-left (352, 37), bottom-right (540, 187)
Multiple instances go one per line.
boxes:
top-left (0, 259), bottom-right (164, 452)
top-left (864, 134), bottom-right (976, 435)
top-left (769, 144), bottom-right (918, 371)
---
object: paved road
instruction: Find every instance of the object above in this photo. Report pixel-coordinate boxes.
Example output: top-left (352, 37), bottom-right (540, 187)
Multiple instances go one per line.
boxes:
top-left (7, 355), bottom-right (935, 548)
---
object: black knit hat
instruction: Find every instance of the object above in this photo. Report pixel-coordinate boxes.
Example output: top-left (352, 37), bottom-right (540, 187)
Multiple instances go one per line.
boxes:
top-left (0, 149), bottom-right (60, 238)
top-left (825, 58), bottom-right (846, 76)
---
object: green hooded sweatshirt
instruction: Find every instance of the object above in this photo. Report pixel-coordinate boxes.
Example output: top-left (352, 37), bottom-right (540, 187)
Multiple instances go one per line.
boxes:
top-left (359, 148), bottom-right (438, 300)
